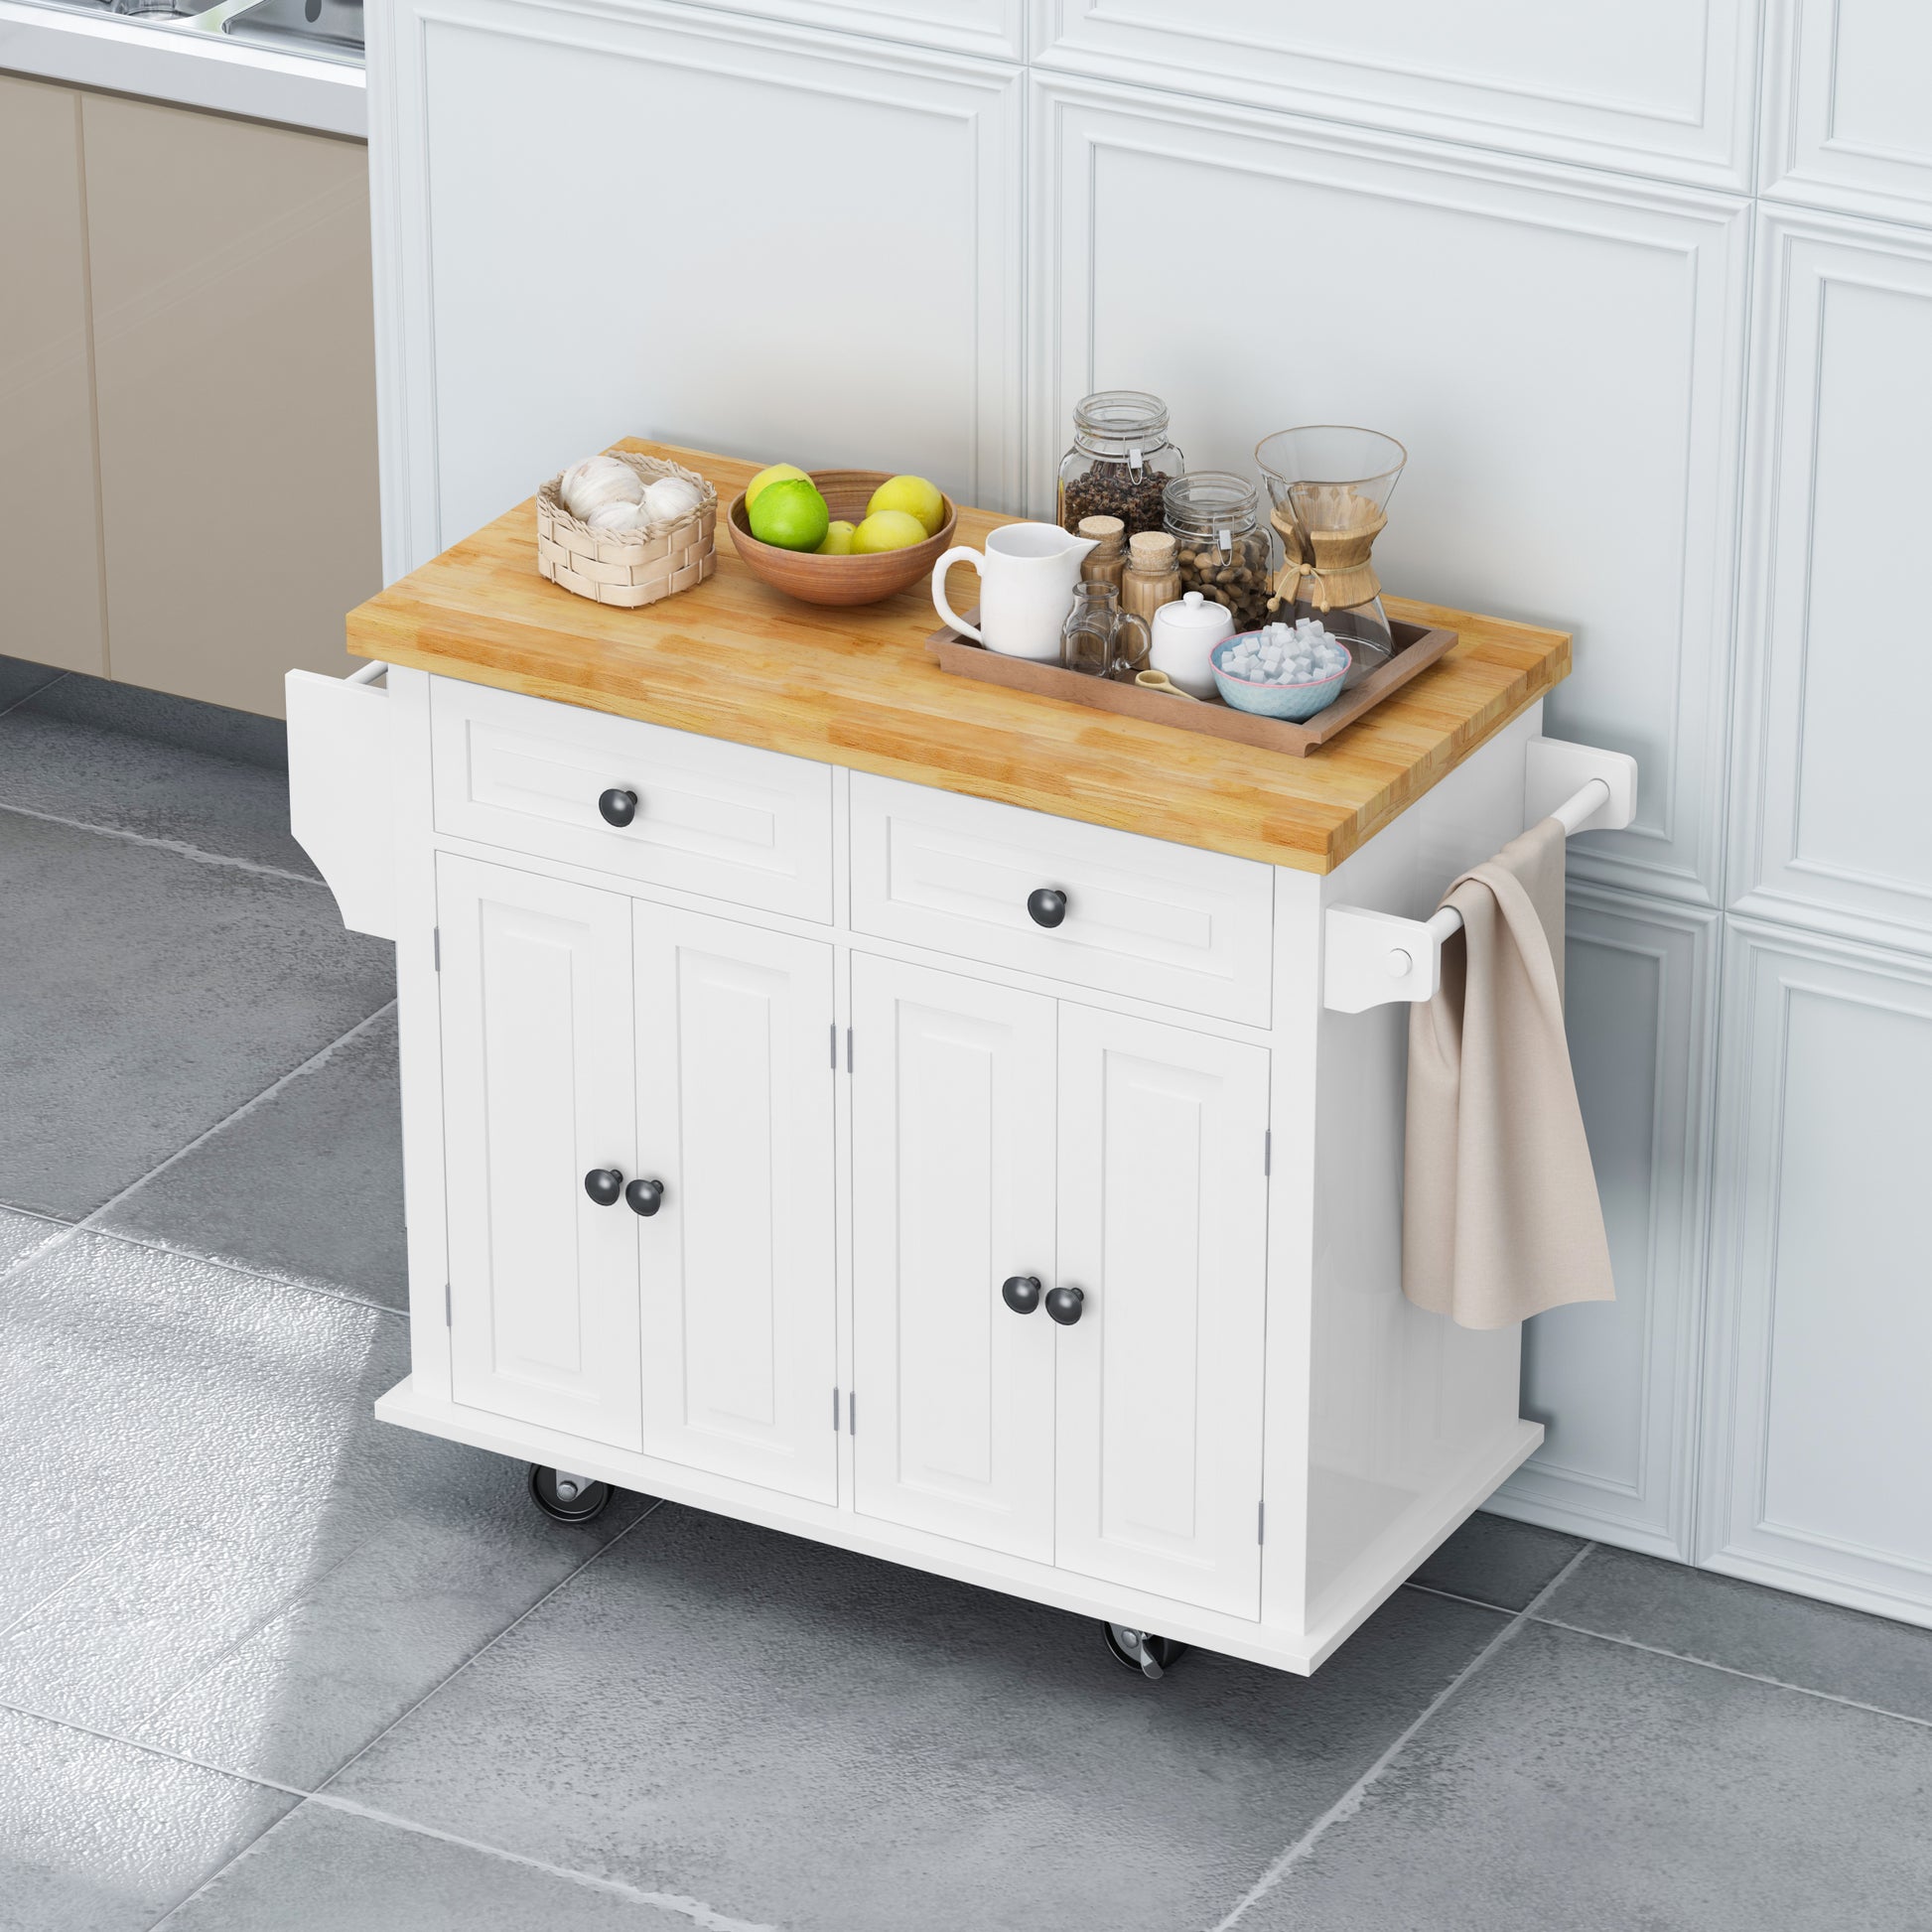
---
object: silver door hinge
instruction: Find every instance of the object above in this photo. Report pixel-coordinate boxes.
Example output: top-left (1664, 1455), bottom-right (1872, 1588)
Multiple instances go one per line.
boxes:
top-left (846, 1028), bottom-right (854, 1074)
top-left (432, 927), bottom-right (441, 972)
top-left (1257, 1500), bottom-right (1265, 1545)
top-left (443, 1282), bottom-right (452, 1327)
top-left (849, 1391), bottom-right (857, 1436)
top-left (830, 1023), bottom-right (837, 1070)
top-left (832, 1387), bottom-right (840, 1432)
top-left (1264, 1129), bottom-right (1271, 1175)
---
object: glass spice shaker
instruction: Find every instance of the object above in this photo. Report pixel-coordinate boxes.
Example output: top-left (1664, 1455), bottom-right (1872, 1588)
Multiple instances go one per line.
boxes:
top-left (1164, 473), bottom-right (1274, 636)
top-left (1060, 583), bottom-right (1151, 680)
top-left (1058, 390), bottom-right (1184, 537)
top-left (1077, 515), bottom-right (1126, 595)
top-left (1120, 530), bottom-right (1181, 628)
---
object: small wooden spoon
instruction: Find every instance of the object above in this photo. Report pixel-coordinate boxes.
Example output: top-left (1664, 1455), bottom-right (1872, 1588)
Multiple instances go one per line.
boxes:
top-left (1134, 669), bottom-right (1202, 701)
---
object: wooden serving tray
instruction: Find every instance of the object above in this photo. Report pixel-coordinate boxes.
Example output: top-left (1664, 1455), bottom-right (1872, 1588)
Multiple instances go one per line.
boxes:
top-left (924, 615), bottom-right (1457, 756)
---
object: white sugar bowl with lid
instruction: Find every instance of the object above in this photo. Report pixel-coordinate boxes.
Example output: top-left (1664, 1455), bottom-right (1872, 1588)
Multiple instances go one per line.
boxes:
top-left (1149, 590), bottom-right (1236, 699)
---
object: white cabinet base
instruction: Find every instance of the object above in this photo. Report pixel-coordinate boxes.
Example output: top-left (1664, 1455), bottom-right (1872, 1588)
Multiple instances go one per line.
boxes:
top-left (375, 1374), bottom-right (1541, 1675)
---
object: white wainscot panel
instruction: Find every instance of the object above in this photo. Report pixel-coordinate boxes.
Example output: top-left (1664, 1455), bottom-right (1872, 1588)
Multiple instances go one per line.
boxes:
top-left (1701, 925), bottom-right (1932, 1627)
top-left (1730, 213), bottom-right (1932, 955)
top-left (1032, 80), bottom-right (1750, 904)
top-left (372, 0), bottom-right (1024, 569)
top-left (1033, 1), bottom-right (1758, 190)
top-left (1762, 0), bottom-right (1932, 226)
top-left (672, 0), bottom-right (1023, 62)
top-left (1487, 890), bottom-right (1716, 1560)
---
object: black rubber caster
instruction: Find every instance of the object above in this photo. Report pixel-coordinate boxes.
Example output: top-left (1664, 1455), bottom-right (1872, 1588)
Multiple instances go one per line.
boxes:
top-left (529, 1464), bottom-right (613, 1523)
top-left (1102, 1621), bottom-right (1188, 1680)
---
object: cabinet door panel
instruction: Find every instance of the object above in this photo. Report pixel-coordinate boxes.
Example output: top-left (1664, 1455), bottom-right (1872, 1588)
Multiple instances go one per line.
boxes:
top-left (1055, 1009), bottom-right (1269, 1617)
top-left (438, 855), bottom-right (641, 1448)
top-left (633, 905), bottom-right (837, 1503)
top-left (852, 956), bottom-right (1056, 1562)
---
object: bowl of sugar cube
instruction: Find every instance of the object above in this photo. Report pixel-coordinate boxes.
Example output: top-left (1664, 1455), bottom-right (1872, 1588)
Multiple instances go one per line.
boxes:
top-left (1209, 620), bottom-right (1352, 720)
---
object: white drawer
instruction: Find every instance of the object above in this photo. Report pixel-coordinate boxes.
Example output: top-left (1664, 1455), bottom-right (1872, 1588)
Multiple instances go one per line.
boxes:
top-left (850, 773), bottom-right (1274, 1025)
top-left (430, 679), bottom-right (833, 921)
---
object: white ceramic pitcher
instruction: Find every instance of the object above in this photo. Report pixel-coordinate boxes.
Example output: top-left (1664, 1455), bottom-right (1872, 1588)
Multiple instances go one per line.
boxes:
top-left (931, 523), bottom-right (1097, 661)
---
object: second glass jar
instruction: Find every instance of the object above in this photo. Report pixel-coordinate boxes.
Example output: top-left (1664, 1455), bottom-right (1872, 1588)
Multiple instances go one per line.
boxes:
top-left (1164, 472), bottom-right (1274, 634)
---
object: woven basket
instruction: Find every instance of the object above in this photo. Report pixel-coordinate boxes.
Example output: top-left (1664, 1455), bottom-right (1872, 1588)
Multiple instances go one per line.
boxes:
top-left (537, 451), bottom-right (717, 609)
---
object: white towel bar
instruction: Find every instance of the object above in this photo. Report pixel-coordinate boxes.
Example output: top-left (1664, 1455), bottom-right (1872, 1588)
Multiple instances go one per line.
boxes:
top-left (1322, 739), bottom-right (1638, 1014)
top-left (345, 659), bottom-right (388, 686)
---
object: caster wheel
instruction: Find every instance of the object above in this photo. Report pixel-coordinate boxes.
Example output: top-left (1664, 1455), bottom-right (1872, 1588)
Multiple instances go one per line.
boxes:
top-left (529, 1464), bottom-right (613, 1523)
top-left (1103, 1621), bottom-right (1187, 1680)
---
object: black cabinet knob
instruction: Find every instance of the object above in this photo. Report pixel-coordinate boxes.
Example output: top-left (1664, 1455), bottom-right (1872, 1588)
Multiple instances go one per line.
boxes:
top-left (584, 1168), bottom-right (623, 1206)
top-left (598, 787), bottom-right (638, 828)
top-left (1001, 1274), bottom-right (1042, 1315)
top-left (624, 1177), bottom-right (664, 1218)
top-left (1044, 1284), bottom-right (1086, 1326)
top-left (1026, 888), bottom-right (1067, 928)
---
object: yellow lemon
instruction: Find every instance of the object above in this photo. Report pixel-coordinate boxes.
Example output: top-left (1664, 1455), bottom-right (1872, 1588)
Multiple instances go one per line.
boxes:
top-left (866, 475), bottom-right (946, 537)
top-left (850, 509), bottom-right (928, 554)
top-left (749, 479), bottom-right (830, 552)
top-left (746, 463), bottom-right (809, 510)
top-left (816, 520), bottom-right (857, 556)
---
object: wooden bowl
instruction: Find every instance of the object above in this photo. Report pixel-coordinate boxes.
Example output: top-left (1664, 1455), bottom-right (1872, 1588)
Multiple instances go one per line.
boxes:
top-left (726, 469), bottom-right (957, 608)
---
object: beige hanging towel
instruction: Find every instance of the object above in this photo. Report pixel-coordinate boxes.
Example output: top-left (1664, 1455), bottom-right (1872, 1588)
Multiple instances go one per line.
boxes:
top-left (1403, 816), bottom-right (1615, 1329)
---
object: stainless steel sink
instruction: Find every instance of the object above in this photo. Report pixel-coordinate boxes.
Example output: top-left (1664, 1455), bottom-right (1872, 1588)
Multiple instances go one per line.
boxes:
top-left (218, 0), bottom-right (362, 61)
top-left (14, 0), bottom-right (363, 65)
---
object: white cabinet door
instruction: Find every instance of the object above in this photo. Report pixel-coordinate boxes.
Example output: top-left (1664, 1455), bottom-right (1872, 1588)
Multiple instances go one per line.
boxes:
top-left (438, 855), bottom-right (641, 1449)
top-left (632, 904), bottom-right (837, 1504)
top-left (1054, 1008), bottom-right (1270, 1617)
top-left (851, 956), bottom-right (1056, 1563)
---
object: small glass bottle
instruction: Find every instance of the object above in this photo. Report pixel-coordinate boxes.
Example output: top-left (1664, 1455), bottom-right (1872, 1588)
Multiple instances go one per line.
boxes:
top-left (1164, 472), bottom-right (1273, 635)
top-left (1077, 515), bottom-right (1126, 595)
top-left (1059, 583), bottom-right (1151, 680)
top-left (1058, 391), bottom-right (1184, 537)
top-left (1120, 530), bottom-right (1180, 628)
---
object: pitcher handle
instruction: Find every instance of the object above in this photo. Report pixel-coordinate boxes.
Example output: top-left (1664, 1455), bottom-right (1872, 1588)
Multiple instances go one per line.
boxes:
top-left (931, 548), bottom-right (984, 643)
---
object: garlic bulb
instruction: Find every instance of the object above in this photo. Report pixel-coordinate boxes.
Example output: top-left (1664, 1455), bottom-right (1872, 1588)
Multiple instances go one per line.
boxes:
top-left (643, 476), bottom-right (702, 526)
top-left (561, 455), bottom-right (644, 521)
top-left (588, 498), bottom-right (649, 533)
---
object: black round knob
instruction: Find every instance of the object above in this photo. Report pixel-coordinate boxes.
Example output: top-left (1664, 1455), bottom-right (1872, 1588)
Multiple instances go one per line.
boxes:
top-left (1027, 888), bottom-right (1068, 929)
top-left (624, 1177), bottom-right (664, 1218)
top-left (598, 787), bottom-right (638, 828)
top-left (1001, 1274), bottom-right (1042, 1315)
top-left (1044, 1284), bottom-right (1085, 1326)
top-left (584, 1168), bottom-right (623, 1206)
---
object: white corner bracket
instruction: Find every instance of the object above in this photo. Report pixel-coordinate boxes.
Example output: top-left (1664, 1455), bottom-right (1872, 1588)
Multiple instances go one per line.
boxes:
top-left (1322, 737), bottom-right (1638, 1015)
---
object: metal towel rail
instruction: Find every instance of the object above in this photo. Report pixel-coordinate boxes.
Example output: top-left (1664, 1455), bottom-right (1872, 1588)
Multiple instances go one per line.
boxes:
top-left (1322, 738), bottom-right (1638, 1014)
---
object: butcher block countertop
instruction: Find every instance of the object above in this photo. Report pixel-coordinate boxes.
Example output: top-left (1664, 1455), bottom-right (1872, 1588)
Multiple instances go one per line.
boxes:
top-left (347, 441), bottom-right (1571, 875)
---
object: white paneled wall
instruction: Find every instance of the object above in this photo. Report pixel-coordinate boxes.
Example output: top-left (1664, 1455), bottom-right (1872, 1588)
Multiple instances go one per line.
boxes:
top-left (366, 0), bottom-right (1932, 1620)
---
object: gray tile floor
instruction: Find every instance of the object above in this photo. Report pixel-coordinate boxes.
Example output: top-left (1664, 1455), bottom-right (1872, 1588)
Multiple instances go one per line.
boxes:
top-left (4, 654), bottom-right (1932, 1931)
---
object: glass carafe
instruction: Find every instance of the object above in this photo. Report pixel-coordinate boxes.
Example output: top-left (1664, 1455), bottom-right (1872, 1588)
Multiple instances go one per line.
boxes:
top-left (1254, 427), bottom-right (1407, 685)
top-left (1059, 582), bottom-right (1151, 680)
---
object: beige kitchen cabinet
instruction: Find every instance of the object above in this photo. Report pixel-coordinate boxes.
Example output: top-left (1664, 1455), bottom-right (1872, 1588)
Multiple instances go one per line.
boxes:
top-left (0, 74), bottom-right (107, 677)
top-left (82, 93), bottom-right (381, 717)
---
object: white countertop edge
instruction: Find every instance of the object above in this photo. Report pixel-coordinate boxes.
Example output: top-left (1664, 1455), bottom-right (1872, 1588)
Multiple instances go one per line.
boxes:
top-left (0, 0), bottom-right (365, 137)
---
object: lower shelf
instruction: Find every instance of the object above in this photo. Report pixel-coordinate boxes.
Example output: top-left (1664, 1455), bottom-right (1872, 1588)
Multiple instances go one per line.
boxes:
top-left (375, 1376), bottom-right (1544, 1677)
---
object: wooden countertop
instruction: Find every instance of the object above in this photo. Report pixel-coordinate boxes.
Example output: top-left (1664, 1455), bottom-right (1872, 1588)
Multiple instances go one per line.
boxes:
top-left (347, 441), bottom-right (1570, 875)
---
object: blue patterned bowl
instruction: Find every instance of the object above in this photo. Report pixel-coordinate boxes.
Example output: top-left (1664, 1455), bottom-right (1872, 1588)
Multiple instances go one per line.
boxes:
top-left (1209, 636), bottom-right (1352, 720)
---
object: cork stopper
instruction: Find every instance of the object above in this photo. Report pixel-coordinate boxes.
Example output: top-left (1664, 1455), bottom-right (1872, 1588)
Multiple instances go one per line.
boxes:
top-left (1076, 514), bottom-right (1125, 543)
top-left (1129, 530), bottom-right (1176, 565)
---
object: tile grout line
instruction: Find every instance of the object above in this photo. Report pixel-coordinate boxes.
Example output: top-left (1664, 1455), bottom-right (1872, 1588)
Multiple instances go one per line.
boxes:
top-left (1204, 1542), bottom-right (1599, 1932)
top-left (0, 797), bottom-right (327, 888)
top-left (0, 670), bottom-right (69, 720)
top-left (85, 1222), bottom-right (411, 1322)
top-left (1529, 1612), bottom-right (1932, 1734)
top-left (1399, 1577), bottom-right (1532, 1616)
top-left (310, 1498), bottom-right (666, 1803)
top-left (136, 1499), bottom-right (678, 1932)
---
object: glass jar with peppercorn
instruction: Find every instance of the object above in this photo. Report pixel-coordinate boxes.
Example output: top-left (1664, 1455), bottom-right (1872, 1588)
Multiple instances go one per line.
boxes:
top-left (1162, 472), bottom-right (1274, 635)
top-left (1057, 391), bottom-right (1184, 538)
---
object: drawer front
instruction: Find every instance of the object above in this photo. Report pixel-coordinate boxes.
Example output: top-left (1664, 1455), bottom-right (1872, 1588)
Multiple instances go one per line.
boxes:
top-left (431, 679), bottom-right (833, 920)
top-left (850, 773), bottom-right (1274, 1025)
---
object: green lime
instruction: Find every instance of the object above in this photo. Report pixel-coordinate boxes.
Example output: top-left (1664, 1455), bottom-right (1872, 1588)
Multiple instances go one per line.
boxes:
top-left (749, 478), bottom-right (830, 552)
